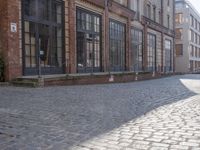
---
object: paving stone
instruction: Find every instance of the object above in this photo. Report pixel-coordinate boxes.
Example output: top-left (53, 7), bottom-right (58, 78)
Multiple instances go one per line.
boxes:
top-left (129, 143), bottom-right (150, 149)
top-left (162, 139), bottom-right (178, 145)
top-left (146, 137), bottom-right (163, 142)
top-left (180, 142), bottom-right (200, 147)
top-left (151, 142), bottom-right (169, 148)
top-left (170, 145), bottom-right (190, 150)
top-left (133, 140), bottom-right (150, 145)
top-left (150, 147), bottom-right (168, 150)
top-left (0, 74), bottom-right (200, 149)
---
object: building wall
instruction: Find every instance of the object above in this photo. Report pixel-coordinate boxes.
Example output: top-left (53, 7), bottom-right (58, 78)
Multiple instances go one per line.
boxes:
top-left (175, 1), bottom-right (190, 72)
top-left (131, 0), bottom-right (175, 73)
top-left (0, 0), bottom-right (175, 81)
top-left (68, 0), bottom-right (132, 73)
top-left (175, 0), bottom-right (200, 73)
top-left (0, 0), bottom-right (22, 81)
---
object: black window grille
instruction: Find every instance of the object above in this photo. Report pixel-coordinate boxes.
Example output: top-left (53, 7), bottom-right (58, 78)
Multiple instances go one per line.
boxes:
top-left (165, 40), bottom-right (172, 72)
top-left (22, 0), bottom-right (64, 75)
top-left (76, 8), bottom-right (101, 73)
top-left (131, 29), bottom-right (143, 72)
top-left (109, 19), bottom-right (126, 72)
top-left (147, 33), bottom-right (156, 72)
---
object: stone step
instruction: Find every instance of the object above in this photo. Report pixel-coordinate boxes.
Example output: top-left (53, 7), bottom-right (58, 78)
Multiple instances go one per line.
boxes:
top-left (11, 77), bottom-right (44, 87)
top-left (10, 72), bottom-right (175, 87)
top-left (11, 80), bottom-right (39, 88)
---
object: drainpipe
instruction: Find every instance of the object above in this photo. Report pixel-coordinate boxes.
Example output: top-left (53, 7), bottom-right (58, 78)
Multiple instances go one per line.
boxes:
top-left (105, 0), bottom-right (110, 75)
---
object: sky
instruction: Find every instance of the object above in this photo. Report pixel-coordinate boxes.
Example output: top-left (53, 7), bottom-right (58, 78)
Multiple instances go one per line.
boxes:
top-left (188, 0), bottom-right (200, 14)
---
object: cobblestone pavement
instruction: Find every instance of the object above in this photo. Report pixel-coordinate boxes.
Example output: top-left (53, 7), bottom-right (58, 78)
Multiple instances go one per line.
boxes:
top-left (0, 74), bottom-right (200, 150)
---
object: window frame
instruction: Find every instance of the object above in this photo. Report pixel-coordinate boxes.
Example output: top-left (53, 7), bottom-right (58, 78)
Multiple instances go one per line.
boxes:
top-left (22, 0), bottom-right (65, 75)
top-left (76, 7), bottom-right (102, 73)
top-left (147, 33), bottom-right (156, 72)
top-left (109, 19), bottom-right (126, 72)
top-left (176, 44), bottom-right (183, 56)
top-left (131, 28), bottom-right (143, 72)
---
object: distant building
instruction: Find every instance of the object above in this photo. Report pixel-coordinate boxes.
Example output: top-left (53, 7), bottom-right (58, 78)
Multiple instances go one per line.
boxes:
top-left (175, 0), bottom-right (200, 72)
top-left (0, 0), bottom-right (175, 82)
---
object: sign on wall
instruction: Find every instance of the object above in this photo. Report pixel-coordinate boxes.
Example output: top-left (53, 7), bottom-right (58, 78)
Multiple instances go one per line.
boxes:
top-left (10, 23), bottom-right (17, 33)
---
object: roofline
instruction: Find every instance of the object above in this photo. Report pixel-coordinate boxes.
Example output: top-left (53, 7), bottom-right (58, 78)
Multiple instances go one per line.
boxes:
top-left (175, 0), bottom-right (200, 18)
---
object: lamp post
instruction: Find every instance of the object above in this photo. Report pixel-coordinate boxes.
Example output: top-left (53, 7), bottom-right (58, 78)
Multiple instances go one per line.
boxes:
top-left (38, 39), bottom-right (42, 78)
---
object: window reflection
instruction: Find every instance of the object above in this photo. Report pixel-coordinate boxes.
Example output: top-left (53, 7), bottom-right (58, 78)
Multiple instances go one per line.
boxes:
top-left (76, 8), bottom-right (101, 73)
top-left (109, 20), bottom-right (125, 71)
top-left (23, 0), bottom-right (63, 74)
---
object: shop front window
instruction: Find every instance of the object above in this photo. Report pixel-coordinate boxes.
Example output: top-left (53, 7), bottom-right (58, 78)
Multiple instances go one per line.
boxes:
top-left (23, 0), bottom-right (64, 75)
top-left (131, 29), bottom-right (143, 72)
top-left (109, 20), bottom-right (126, 71)
top-left (147, 33), bottom-right (156, 72)
top-left (76, 8), bottom-right (101, 73)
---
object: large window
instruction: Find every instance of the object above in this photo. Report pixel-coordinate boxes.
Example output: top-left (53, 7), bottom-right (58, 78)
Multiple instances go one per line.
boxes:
top-left (190, 30), bottom-right (194, 42)
top-left (76, 8), bottom-right (101, 73)
top-left (130, 0), bottom-right (140, 19)
top-left (190, 60), bottom-right (193, 71)
top-left (153, 6), bottom-right (156, 22)
top-left (195, 19), bottom-right (198, 29)
top-left (175, 13), bottom-right (183, 24)
top-left (167, 15), bottom-right (170, 29)
top-left (159, 11), bottom-right (162, 24)
top-left (190, 45), bottom-right (194, 57)
top-left (109, 20), bottom-right (125, 71)
top-left (23, 0), bottom-right (64, 75)
top-left (190, 15), bottom-right (194, 27)
top-left (147, 33), bottom-right (156, 72)
top-left (176, 2), bottom-right (185, 8)
top-left (165, 40), bottom-right (172, 72)
top-left (146, 4), bottom-right (151, 19)
top-left (175, 28), bottom-right (183, 39)
top-left (176, 44), bottom-right (183, 56)
top-left (131, 29), bottom-right (143, 72)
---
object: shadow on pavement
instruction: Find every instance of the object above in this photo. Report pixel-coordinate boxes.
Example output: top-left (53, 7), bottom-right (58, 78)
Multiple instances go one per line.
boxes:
top-left (0, 74), bottom-right (199, 149)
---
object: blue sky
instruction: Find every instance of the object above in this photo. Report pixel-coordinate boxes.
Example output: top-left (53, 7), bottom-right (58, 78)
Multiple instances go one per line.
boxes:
top-left (189, 0), bottom-right (200, 13)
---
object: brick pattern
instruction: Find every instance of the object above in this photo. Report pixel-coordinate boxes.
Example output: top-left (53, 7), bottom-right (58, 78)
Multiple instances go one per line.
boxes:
top-left (0, 0), bottom-right (175, 81)
top-left (44, 73), bottom-right (167, 86)
top-left (0, 0), bottom-right (22, 81)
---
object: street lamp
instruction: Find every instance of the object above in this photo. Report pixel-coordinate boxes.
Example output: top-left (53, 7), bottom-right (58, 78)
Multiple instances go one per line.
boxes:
top-left (38, 39), bottom-right (42, 78)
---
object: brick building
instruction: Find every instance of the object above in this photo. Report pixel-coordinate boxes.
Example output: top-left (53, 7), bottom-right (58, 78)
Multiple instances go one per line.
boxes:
top-left (0, 0), bottom-right (175, 82)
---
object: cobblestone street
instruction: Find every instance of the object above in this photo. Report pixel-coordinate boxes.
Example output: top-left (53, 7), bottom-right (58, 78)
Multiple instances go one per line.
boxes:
top-left (0, 74), bottom-right (200, 150)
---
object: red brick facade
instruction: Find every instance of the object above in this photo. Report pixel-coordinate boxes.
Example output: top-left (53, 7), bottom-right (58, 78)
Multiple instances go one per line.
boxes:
top-left (0, 0), bottom-right (175, 82)
top-left (0, 0), bottom-right (21, 81)
top-left (67, 0), bottom-right (135, 73)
